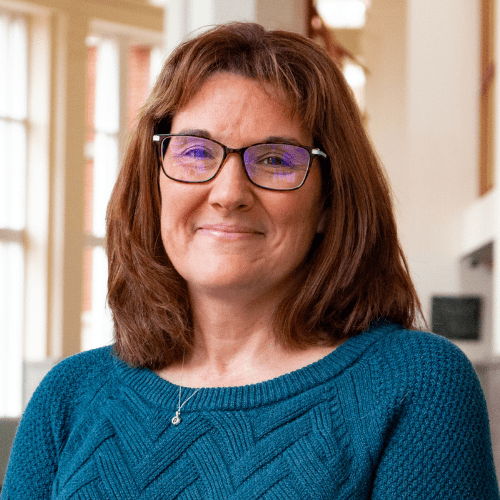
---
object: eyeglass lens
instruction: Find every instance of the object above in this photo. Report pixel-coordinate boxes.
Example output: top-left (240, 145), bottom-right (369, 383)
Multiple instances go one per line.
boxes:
top-left (161, 136), bottom-right (310, 190)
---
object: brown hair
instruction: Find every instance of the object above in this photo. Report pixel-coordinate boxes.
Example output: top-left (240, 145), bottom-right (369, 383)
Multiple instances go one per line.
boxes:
top-left (107, 22), bottom-right (422, 369)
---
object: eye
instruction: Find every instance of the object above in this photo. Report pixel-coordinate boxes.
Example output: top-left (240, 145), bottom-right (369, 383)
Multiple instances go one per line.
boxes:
top-left (167, 137), bottom-right (219, 162)
top-left (246, 144), bottom-right (302, 170)
top-left (261, 156), bottom-right (285, 166)
top-left (181, 146), bottom-right (213, 159)
top-left (257, 153), bottom-right (295, 168)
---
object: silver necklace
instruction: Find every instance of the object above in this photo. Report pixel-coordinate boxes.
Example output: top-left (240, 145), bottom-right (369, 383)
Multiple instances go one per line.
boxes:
top-left (171, 353), bottom-right (201, 426)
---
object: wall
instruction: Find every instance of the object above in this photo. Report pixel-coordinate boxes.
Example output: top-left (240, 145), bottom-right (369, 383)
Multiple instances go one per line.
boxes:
top-left (362, 0), bottom-right (493, 360)
top-left (406, 0), bottom-right (480, 312)
top-left (164, 0), bottom-right (305, 54)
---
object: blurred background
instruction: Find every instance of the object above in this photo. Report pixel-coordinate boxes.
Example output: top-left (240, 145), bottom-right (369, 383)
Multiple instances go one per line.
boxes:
top-left (0, 0), bottom-right (499, 482)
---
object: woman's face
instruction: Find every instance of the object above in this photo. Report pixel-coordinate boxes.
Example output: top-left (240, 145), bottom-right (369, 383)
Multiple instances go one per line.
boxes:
top-left (159, 72), bottom-right (324, 301)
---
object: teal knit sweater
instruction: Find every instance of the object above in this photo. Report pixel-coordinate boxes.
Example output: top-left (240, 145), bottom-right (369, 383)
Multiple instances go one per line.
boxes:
top-left (2, 322), bottom-right (499, 499)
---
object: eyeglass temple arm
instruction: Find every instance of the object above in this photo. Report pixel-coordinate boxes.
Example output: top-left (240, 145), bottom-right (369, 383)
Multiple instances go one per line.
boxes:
top-left (312, 148), bottom-right (327, 159)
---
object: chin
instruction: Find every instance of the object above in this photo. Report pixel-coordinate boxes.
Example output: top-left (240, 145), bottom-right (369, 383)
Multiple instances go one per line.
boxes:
top-left (189, 273), bottom-right (257, 292)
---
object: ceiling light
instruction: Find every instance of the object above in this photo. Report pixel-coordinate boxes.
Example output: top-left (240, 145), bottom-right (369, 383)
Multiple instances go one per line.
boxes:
top-left (315, 0), bottom-right (370, 29)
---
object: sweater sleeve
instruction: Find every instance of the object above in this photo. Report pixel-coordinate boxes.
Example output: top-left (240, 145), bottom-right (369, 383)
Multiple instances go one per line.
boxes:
top-left (0, 348), bottom-right (112, 499)
top-left (371, 332), bottom-right (499, 499)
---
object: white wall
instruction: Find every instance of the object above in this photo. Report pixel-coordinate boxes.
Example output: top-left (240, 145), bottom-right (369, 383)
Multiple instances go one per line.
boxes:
top-left (362, 0), bottom-right (492, 360)
top-left (406, 0), bottom-right (480, 310)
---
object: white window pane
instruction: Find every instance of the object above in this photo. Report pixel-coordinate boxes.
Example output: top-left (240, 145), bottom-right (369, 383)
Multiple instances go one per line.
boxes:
top-left (0, 14), bottom-right (8, 117)
top-left (0, 241), bottom-right (24, 416)
top-left (8, 16), bottom-right (28, 120)
top-left (0, 120), bottom-right (26, 230)
top-left (95, 38), bottom-right (119, 134)
top-left (92, 133), bottom-right (118, 237)
top-left (81, 246), bottom-right (113, 351)
top-left (0, 120), bottom-right (8, 225)
top-left (9, 122), bottom-right (27, 228)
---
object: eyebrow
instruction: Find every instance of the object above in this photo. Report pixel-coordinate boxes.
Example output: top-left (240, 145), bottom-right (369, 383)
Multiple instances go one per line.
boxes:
top-left (175, 129), bottom-right (306, 148)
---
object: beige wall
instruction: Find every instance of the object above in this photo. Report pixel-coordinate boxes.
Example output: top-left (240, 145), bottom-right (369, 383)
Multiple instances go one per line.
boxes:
top-left (164, 0), bottom-right (305, 54)
top-left (362, 0), bottom-right (500, 363)
top-left (256, 0), bottom-right (306, 34)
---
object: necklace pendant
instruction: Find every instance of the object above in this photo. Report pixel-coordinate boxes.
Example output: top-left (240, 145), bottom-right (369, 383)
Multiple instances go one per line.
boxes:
top-left (172, 411), bottom-right (181, 426)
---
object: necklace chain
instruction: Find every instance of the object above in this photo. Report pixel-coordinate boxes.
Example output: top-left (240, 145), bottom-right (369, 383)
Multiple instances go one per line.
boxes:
top-left (171, 353), bottom-right (201, 426)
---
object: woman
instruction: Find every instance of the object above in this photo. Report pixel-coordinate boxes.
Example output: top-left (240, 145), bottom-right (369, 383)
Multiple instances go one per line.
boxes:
top-left (2, 22), bottom-right (498, 499)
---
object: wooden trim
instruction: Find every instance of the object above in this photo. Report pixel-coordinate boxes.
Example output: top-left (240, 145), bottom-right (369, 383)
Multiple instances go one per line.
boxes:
top-left (306, 0), bottom-right (314, 38)
top-left (0, 0), bottom-right (163, 33)
top-left (479, 0), bottom-right (495, 196)
top-left (84, 233), bottom-right (106, 248)
top-left (0, 228), bottom-right (25, 243)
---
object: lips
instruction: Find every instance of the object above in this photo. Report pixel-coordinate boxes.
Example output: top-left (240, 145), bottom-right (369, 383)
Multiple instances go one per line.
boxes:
top-left (199, 223), bottom-right (262, 234)
top-left (197, 223), bottom-right (264, 240)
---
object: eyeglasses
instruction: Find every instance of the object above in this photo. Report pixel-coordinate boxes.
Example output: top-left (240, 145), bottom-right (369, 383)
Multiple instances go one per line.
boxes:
top-left (153, 134), bottom-right (327, 191)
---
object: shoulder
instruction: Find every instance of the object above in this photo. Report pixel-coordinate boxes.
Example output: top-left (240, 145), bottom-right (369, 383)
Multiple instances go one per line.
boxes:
top-left (369, 324), bottom-right (476, 381)
top-left (357, 325), bottom-right (499, 497)
top-left (361, 323), bottom-right (484, 417)
top-left (23, 346), bottom-right (117, 439)
top-left (3, 346), bottom-right (119, 494)
top-left (37, 345), bottom-right (115, 399)
top-left (332, 322), bottom-right (483, 414)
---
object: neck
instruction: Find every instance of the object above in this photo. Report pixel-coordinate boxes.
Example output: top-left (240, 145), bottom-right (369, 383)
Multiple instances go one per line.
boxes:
top-left (157, 285), bottom-right (339, 388)
top-left (187, 290), bottom-right (281, 381)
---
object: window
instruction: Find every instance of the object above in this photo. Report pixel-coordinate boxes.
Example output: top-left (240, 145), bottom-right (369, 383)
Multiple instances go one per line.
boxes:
top-left (83, 34), bottom-right (161, 351)
top-left (83, 37), bottom-right (120, 352)
top-left (0, 1), bottom-right (163, 417)
top-left (0, 10), bottom-right (28, 416)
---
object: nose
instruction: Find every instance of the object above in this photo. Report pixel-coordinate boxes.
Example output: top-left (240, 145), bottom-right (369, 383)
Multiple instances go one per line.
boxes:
top-left (207, 153), bottom-right (254, 213)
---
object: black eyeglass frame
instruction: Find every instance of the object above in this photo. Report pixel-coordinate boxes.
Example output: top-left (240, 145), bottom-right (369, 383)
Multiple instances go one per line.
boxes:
top-left (153, 133), bottom-right (328, 191)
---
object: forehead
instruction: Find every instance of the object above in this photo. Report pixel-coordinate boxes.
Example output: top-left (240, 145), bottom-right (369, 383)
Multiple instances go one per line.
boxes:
top-left (171, 72), bottom-right (310, 145)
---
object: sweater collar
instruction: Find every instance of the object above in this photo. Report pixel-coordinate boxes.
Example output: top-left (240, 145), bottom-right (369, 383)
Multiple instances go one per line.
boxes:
top-left (112, 321), bottom-right (397, 411)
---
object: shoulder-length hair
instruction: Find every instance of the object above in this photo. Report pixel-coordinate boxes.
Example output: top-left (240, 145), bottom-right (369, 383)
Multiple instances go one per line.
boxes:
top-left (107, 22), bottom-right (422, 369)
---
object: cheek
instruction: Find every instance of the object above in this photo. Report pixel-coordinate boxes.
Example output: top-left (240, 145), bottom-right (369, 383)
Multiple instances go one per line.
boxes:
top-left (160, 177), bottom-right (190, 226)
top-left (159, 180), bottom-right (185, 252)
top-left (267, 190), bottom-right (323, 238)
top-left (266, 203), bottom-right (323, 266)
top-left (159, 180), bottom-right (206, 260)
top-left (159, 182), bottom-right (172, 235)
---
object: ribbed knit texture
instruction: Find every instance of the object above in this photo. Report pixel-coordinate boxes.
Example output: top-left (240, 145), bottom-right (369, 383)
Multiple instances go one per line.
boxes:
top-left (2, 322), bottom-right (499, 499)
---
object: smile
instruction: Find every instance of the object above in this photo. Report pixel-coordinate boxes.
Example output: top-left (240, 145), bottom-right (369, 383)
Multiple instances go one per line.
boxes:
top-left (197, 224), bottom-right (264, 240)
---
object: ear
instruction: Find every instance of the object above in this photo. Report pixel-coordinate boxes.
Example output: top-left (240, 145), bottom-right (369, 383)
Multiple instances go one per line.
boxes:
top-left (316, 208), bottom-right (329, 234)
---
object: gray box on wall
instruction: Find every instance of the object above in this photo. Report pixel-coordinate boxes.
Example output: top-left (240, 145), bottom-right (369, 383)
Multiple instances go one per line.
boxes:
top-left (431, 296), bottom-right (481, 340)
